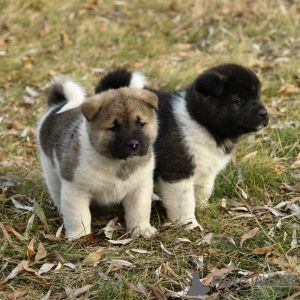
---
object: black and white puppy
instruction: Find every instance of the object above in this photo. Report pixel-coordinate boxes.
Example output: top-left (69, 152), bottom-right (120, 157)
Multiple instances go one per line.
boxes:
top-left (95, 64), bottom-right (269, 229)
top-left (37, 78), bottom-right (158, 240)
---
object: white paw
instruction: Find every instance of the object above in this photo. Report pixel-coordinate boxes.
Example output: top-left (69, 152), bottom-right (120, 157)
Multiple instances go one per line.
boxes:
top-left (130, 225), bottom-right (157, 238)
top-left (66, 229), bottom-right (91, 241)
top-left (181, 219), bottom-right (204, 231)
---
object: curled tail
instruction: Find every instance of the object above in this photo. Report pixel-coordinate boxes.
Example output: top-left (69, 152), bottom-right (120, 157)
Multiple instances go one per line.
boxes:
top-left (95, 69), bottom-right (147, 94)
top-left (47, 78), bottom-right (86, 114)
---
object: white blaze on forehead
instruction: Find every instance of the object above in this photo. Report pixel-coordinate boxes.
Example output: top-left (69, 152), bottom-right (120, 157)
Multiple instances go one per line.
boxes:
top-left (129, 71), bottom-right (147, 89)
top-left (56, 79), bottom-right (86, 114)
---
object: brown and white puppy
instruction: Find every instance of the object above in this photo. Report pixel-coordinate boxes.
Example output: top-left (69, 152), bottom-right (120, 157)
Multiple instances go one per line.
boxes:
top-left (95, 64), bottom-right (269, 230)
top-left (37, 78), bottom-right (158, 240)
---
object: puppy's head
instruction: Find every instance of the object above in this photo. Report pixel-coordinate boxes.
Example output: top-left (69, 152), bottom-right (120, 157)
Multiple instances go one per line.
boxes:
top-left (81, 88), bottom-right (158, 160)
top-left (191, 64), bottom-right (269, 140)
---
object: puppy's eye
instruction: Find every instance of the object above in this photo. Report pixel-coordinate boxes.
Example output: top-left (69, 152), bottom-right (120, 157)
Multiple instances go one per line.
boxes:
top-left (137, 121), bottom-right (145, 128)
top-left (235, 98), bottom-right (245, 104)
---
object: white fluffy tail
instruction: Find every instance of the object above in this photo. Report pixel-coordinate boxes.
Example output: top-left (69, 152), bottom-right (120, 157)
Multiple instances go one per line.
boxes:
top-left (48, 78), bottom-right (86, 114)
top-left (129, 71), bottom-right (147, 89)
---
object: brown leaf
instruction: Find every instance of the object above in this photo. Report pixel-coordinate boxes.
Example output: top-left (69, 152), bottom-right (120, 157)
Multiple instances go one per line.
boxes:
top-left (253, 243), bottom-right (279, 255)
top-left (33, 200), bottom-right (48, 228)
top-left (202, 265), bottom-right (237, 286)
top-left (290, 160), bottom-right (300, 169)
top-left (43, 233), bottom-right (65, 241)
top-left (147, 285), bottom-right (167, 300)
top-left (240, 227), bottom-right (260, 248)
top-left (53, 250), bottom-right (66, 264)
top-left (82, 251), bottom-right (102, 266)
top-left (127, 282), bottom-right (147, 296)
top-left (73, 284), bottom-right (93, 297)
top-left (266, 107), bottom-right (285, 116)
top-left (0, 260), bottom-right (29, 285)
top-left (282, 184), bottom-right (300, 193)
top-left (27, 238), bottom-right (35, 258)
top-left (35, 243), bottom-right (47, 262)
top-left (6, 120), bottom-right (24, 130)
top-left (130, 62), bottom-right (145, 68)
top-left (7, 291), bottom-right (28, 299)
top-left (61, 31), bottom-right (72, 46)
top-left (0, 222), bottom-right (12, 243)
top-left (38, 263), bottom-right (55, 275)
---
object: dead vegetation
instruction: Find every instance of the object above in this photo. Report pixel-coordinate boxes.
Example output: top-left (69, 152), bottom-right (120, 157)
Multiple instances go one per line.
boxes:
top-left (0, 0), bottom-right (300, 299)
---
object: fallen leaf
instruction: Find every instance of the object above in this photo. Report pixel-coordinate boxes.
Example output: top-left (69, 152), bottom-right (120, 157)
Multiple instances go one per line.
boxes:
top-left (24, 213), bottom-right (35, 240)
top-left (130, 249), bottom-right (149, 254)
top-left (137, 282), bottom-right (148, 295)
top-left (147, 284), bottom-right (167, 300)
top-left (38, 263), bottom-right (55, 275)
top-left (55, 262), bottom-right (62, 270)
top-left (33, 200), bottom-right (48, 228)
top-left (175, 238), bottom-right (191, 243)
top-left (282, 184), bottom-right (300, 193)
top-left (53, 250), bottom-right (66, 264)
top-left (26, 86), bottom-right (41, 97)
top-left (40, 290), bottom-right (51, 300)
top-left (82, 251), bottom-right (102, 266)
top-left (35, 243), bottom-right (47, 262)
top-left (155, 265), bottom-right (162, 281)
top-left (233, 213), bottom-right (254, 220)
top-left (27, 238), bottom-right (35, 258)
top-left (190, 249), bottom-right (204, 269)
top-left (127, 282), bottom-right (147, 296)
top-left (0, 222), bottom-right (12, 243)
top-left (0, 260), bottom-right (29, 285)
top-left (291, 229), bottom-right (297, 248)
top-left (108, 238), bottom-right (133, 245)
top-left (11, 197), bottom-right (33, 211)
top-left (55, 224), bottom-right (64, 238)
top-left (290, 160), bottom-right (300, 169)
top-left (215, 235), bottom-right (236, 246)
top-left (43, 233), bottom-right (65, 241)
top-left (240, 227), bottom-right (260, 248)
top-left (253, 243), bottom-right (279, 255)
top-left (108, 260), bottom-right (135, 268)
top-left (203, 265), bottom-right (237, 286)
top-left (160, 242), bottom-right (174, 255)
top-left (196, 233), bottom-right (213, 245)
top-left (7, 291), bottom-right (28, 299)
top-left (61, 31), bottom-right (72, 46)
top-left (64, 263), bottom-right (76, 269)
top-left (73, 284), bottom-right (93, 297)
top-left (11, 228), bottom-right (27, 241)
top-left (103, 217), bottom-right (124, 239)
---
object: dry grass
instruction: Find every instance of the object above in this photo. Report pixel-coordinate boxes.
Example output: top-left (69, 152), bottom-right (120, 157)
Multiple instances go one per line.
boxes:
top-left (0, 0), bottom-right (300, 299)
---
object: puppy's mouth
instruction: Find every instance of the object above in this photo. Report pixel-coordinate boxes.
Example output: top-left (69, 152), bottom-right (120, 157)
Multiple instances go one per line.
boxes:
top-left (255, 124), bottom-right (265, 131)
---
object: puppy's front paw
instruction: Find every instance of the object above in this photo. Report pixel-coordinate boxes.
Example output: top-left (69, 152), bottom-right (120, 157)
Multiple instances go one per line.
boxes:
top-left (130, 225), bottom-right (157, 238)
top-left (182, 219), bottom-right (204, 231)
top-left (66, 229), bottom-right (90, 241)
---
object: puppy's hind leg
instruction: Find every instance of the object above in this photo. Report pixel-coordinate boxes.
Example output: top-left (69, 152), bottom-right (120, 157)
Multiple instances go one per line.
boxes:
top-left (40, 153), bottom-right (61, 211)
top-left (60, 181), bottom-right (91, 241)
top-left (158, 177), bottom-right (203, 230)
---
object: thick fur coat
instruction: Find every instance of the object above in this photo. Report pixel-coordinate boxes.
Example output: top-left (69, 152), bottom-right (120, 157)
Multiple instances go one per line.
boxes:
top-left (37, 78), bottom-right (159, 240)
top-left (94, 64), bottom-right (269, 229)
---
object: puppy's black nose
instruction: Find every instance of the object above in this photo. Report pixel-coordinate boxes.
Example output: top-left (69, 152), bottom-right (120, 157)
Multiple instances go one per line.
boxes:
top-left (257, 108), bottom-right (268, 119)
top-left (127, 140), bottom-right (139, 150)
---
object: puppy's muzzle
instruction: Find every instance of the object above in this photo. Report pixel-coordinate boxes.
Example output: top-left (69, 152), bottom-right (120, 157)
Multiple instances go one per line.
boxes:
top-left (127, 140), bottom-right (140, 155)
top-left (257, 108), bottom-right (268, 119)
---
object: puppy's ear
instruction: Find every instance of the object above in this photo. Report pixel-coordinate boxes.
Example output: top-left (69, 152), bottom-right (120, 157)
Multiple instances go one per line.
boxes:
top-left (137, 90), bottom-right (158, 111)
top-left (81, 96), bottom-right (103, 122)
top-left (194, 72), bottom-right (225, 96)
